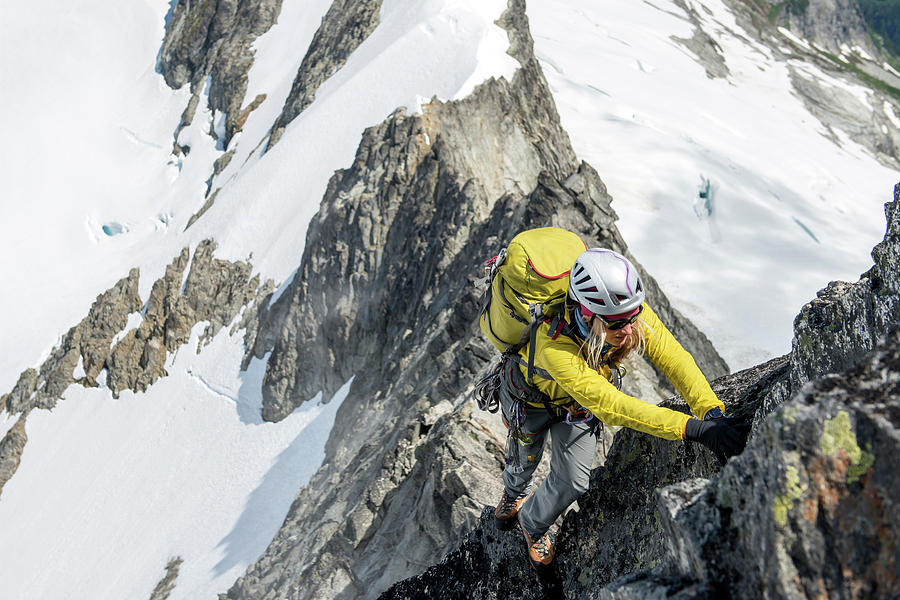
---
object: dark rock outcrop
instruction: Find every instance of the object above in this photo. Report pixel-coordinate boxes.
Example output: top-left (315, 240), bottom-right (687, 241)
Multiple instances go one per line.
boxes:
top-left (667, 329), bottom-right (899, 599)
top-left (380, 186), bottom-right (900, 599)
top-left (267, 0), bottom-right (383, 148)
top-left (158, 0), bottom-right (283, 149)
top-left (224, 2), bottom-right (726, 599)
top-left (790, 197), bottom-right (900, 392)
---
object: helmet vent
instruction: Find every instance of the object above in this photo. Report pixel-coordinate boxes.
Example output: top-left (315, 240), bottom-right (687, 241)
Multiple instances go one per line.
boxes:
top-left (636, 281), bottom-right (643, 293)
top-left (615, 294), bottom-right (629, 301)
top-left (585, 296), bottom-right (606, 306)
top-left (575, 274), bottom-right (592, 286)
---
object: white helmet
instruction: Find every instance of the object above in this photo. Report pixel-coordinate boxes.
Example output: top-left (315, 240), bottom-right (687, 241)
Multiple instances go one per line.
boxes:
top-left (568, 249), bottom-right (645, 317)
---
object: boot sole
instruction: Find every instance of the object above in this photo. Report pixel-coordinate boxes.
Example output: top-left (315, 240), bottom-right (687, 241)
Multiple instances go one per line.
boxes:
top-left (527, 558), bottom-right (553, 575)
top-left (494, 514), bottom-right (518, 531)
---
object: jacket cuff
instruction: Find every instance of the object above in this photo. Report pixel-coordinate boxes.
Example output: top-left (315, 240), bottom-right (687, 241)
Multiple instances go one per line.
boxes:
top-left (699, 403), bottom-right (726, 421)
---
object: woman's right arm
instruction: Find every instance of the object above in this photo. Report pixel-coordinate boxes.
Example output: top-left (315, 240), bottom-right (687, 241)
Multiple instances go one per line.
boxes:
top-left (539, 336), bottom-right (691, 441)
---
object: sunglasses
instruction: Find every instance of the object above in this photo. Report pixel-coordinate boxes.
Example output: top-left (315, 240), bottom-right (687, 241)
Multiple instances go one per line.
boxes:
top-left (595, 305), bottom-right (643, 330)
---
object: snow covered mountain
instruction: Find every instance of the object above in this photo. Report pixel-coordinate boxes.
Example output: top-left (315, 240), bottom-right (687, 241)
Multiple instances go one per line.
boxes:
top-left (0, 0), bottom-right (897, 598)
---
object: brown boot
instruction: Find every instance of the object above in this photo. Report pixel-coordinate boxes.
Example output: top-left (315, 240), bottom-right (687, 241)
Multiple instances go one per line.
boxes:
top-left (519, 518), bottom-right (555, 572)
top-left (493, 491), bottom-right (528, 531)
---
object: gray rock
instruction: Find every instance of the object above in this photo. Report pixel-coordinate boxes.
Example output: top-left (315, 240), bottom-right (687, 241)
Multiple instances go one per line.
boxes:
top-left (790, 192), bottom-right (900, 394)
top-left (107, 240), bottom-right (269, 396)
top-left (149, 556), bottom-right (184, 600)
top-left (1, 369), bottom-right (38, 415)
top-left (1, 241), bottom-right (273, 496)
top-left (656, 478), bottom-right (712, 579)
top-left (185, 189), bottom-right (220, 232)
top-left (3, 269), bottom-right (139, 414)
top-left (670, 0), bottom-right (731, 79)
top-left (267, 0), bottom-right (383, 149)
top-left (787, 65), bottom-right (900, 168)
top-left (80, 268), bottom-right (142, 385)
top-left (781, 0), bottom-right (879, 58)
top-left (158, 0), bottom-right (283, 149)
top-left (0, 413), bottom-right (28, 499)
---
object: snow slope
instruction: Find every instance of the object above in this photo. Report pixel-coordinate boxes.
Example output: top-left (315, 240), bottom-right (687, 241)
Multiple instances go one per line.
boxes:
top-left (0, 0), bottom-right (517, 598)
top-left (530, 0), bottom-right (900, 368)
top-left (0, 326), bottom-right (349, 600)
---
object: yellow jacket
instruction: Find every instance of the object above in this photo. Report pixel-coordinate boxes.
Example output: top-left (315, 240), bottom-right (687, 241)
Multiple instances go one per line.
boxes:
top-left (516, 303), bottom-right (724, 440)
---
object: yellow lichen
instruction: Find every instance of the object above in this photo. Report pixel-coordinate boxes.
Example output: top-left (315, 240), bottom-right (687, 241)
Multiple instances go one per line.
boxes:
top-left (773, 464), bottom-right (804, 526)
top-left (820, 411), bottom-right (875, 483)
top-left (780, 404), bottom-right (800, 424)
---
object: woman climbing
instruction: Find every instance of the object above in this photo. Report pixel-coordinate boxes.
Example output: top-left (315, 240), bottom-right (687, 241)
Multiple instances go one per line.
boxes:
top-left (485, 244), bottom-right (747, 573)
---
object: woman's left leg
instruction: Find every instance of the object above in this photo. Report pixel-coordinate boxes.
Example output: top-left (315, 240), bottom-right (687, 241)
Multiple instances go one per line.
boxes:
top-left (517, 420), bottom-right (596, 538)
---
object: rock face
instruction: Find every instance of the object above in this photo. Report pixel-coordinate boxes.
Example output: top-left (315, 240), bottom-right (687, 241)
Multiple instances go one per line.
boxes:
top-left (669, 331), bottom-right (899, 599)
top-left (0, 240), bottom-right (272, 498)
top-left (0, 415), bottom-right (27, 499)
top-left (158, 0), bottom-right (283, 149)
top-left (380, 186), bottom-right (900, 599)
top-left (267, 0), bottom-right (383, 148)
top-left (790, 199), bottom-right (900, 392)
top-left (781, 0), bottom-right (878, 58)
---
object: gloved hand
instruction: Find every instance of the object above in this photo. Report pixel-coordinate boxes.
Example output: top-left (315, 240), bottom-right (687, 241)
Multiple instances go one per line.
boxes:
top-left (684, 417), bottom-right (750, 465)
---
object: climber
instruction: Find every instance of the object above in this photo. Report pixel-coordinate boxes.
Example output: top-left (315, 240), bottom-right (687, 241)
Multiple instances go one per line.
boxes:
top-left (492, 248), bottom-right (748, 573)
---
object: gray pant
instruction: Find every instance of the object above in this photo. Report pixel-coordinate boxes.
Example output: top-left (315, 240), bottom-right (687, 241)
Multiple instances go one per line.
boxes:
top-left (500, 388), bottom-right (596, 538)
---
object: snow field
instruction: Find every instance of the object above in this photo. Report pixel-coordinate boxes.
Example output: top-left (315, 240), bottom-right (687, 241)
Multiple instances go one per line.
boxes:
top-left (199, 0), bottom-right (519, 279)
top-left (0, 323), bottom-right (350, 600)
top-left (529, 0), bottom-right (900, 369)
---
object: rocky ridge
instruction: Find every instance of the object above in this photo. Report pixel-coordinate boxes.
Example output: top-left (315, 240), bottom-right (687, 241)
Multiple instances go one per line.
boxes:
top-left (380, 185), bottom-right (900, 599)
top-left (222, 2), bottom-right (727, 599)
top-left (266, 0), bottom-right (383, 149)
top-left (0, 240), bottom-right (272, 498)
top-left (159, 0), bottom-right (387, 222)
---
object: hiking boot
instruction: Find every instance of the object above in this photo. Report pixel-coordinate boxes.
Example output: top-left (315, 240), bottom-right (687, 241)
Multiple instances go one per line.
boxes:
top-left (494, 491), bottom-right (528, 531)
top-left (519, 518), bottom-right (555, 573)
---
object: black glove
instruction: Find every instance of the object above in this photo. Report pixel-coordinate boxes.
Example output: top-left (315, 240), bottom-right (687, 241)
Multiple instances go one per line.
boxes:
top-left (684, 417), bottom-right (750, 465)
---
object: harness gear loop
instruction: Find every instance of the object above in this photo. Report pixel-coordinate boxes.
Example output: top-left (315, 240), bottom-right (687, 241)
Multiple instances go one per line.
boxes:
top-left (473, 359), bottom-right (503, 413)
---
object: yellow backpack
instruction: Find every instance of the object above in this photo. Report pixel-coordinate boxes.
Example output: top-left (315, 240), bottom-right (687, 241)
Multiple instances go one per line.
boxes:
top-left (478, 227), bottom-right (586, 357)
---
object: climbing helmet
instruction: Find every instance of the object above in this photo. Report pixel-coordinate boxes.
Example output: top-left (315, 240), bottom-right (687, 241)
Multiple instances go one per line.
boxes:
top-left (568, 249), bottom-right (645, 318)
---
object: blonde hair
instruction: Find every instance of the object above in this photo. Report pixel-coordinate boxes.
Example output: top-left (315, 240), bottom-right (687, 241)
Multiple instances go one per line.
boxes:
top-left (581, 313), bottom-right (648, 371)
